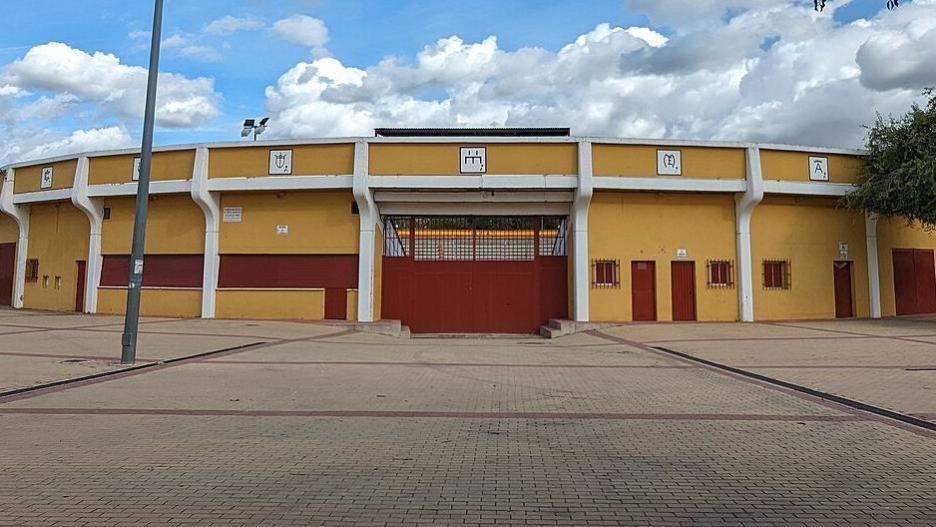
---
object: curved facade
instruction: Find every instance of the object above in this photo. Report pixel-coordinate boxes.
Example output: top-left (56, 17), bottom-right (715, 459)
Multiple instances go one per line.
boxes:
top-left (1, 134), bottom-right (934, 333)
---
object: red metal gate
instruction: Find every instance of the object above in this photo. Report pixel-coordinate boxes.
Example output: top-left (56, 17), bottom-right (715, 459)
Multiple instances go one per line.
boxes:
top-left (671, 261), bottom-right (696, 322)
top-left (833, 261), bottom-right (854, 318)
top-left (631, 261), bottom-right (657, 322)
top-left (381, 216), bottom-right (568, 333)
top-left (0, 243), bottom-right (14, 306)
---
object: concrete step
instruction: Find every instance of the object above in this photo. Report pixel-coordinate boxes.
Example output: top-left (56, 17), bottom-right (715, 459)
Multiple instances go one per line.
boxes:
top-left (400, 325), bottom-right (412, 339)
top-left (548, 319), bottom-right (575, 332)
top-left (539, 325), bottom-right (563, 339)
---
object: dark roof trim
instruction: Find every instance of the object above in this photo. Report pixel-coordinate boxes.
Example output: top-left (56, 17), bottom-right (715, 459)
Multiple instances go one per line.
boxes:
top-left (374, 127), bottom-right (571, 138)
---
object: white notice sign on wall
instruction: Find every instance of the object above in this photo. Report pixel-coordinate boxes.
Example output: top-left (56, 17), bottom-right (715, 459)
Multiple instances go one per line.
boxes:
top-left (460, 147), bottom-right (486, 173)
top-left (657, 150), bottom-right (682, 176)
top-left (223, 207), bottom-right (242, 223)
top-left (132, 157), bottom-right (141, 181)
top-left (809, 156), bottom-right (829, 181)
top-left (276, 224), bottom-right (289, 235)
top-left (40, 167), bottom-right (54, 189)
top-left (269, 150), bottom-right (293, 175)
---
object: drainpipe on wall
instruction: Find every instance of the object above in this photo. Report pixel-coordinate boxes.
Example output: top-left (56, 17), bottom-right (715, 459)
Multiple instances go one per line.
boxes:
top-left (736, 146), bottom-right (764, 322)
top-left (352, 141), bottom-right (379, 322)
top-left (865, 212), bottom-right (882, 318)
top-left (190, 147), bottom-right (220, 318)
top-left (0, 168), bottom-right (29, 309)
top-left (572, 140), bottom-right (593, 322)
top-left (71, 157), bottom-right (104, 314)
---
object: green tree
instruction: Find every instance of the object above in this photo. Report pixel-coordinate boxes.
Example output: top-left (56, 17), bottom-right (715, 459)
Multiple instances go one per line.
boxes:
top-left (845, 90), bottom-right (936, 229)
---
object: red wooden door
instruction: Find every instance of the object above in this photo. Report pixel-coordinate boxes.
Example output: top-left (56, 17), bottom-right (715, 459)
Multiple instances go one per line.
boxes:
top-left (913, 250), bottom-right (936, 313)
top-left (75, 260), bottom-right (87, 313)
top-left (893, 249), bottom-right (936, 315)
top-left (0, 243), bottom-right (15, 306)
top-left (324, 288), bottom-right (348, 320)
top-left (631, 261), bottom-right (656, 322)
top-left (671, 261), bottom-right (696, 322)
top-left (893, 249), bottom-right (916, 315)
top-left (833, 261), bottom-right (854, 318)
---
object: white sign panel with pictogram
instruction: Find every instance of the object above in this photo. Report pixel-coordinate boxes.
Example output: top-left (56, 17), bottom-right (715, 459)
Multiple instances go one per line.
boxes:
top-left (269, 150), bottom-right (293, 175)
top-left (657, 150), bottom-right (682, 176)
top-left (40, 167), bottom-right (54, 189)
top-left (460, 147), bottom-right (486, 174)
top-left (132, 157), bottom-right (141, 181)
top-left (809, 156), bottom-right (829, 181)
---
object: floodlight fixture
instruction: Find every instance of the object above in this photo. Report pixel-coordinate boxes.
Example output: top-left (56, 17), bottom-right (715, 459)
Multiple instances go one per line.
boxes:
top-left (241, 117), bottom-right (270, 141)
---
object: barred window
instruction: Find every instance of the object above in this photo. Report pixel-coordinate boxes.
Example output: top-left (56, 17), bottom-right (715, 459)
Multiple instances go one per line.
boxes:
top-left (383, 216), bottom-right (411, 257)
top-left (25, 259), bottom-right (39, 283)
top-left (707, 260), bottom-right (734, 288)
top-left (592, 259), bottom-right (620, 288)
top-left (763, 260), bottom-right (791, 290)
top-left (539, 216), bottom-right (568, 257)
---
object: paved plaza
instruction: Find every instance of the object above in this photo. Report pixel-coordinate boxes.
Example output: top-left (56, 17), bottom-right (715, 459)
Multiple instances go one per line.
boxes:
top-left (0, 309), bottom-right (934, 526)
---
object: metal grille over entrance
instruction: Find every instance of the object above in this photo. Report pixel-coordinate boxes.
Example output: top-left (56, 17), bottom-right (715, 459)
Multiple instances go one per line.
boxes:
top-left (382, 216), bottom-right (569, 333)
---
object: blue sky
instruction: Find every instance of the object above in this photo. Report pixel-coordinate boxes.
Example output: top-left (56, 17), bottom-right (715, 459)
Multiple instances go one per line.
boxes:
top-left (1, 0), bottom-right (932, 163)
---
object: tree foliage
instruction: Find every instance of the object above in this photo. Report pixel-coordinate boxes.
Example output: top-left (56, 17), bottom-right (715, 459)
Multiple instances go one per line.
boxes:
top-left (814, 0), bottom-right (899, 11)
top-left (845, 90), bottom-right (936, 229)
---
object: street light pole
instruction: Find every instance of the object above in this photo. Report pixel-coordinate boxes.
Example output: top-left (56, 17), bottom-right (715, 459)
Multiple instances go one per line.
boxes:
top-left (121, 0), bottom-right (164, 364)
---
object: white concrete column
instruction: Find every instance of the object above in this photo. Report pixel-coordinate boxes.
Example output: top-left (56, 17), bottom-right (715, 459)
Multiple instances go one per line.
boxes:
top-left (865, 213), bottom-right (882, 319)
top-left (736, 146), bottom-right (764, 322)
top-left (190, 147), bottom-right (220, 319)
top-left (71, 157), bottom-right (104, 313)
top-left (572, 140), bottom-right (593, 322)
top-left (352, 141), bottom-right (379, 322)
top-left (0, 168), bottom-right (30, 309)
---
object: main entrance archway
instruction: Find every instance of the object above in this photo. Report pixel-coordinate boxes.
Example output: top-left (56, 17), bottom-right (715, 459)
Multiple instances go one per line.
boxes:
top-left (381, 216), bottom-right (568, 333)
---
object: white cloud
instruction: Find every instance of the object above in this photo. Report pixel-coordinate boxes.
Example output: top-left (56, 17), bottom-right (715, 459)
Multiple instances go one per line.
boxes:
top-left (262, 1), bottom-right (936, 149)
top-left (273, 15), bottom-right (329, 49)
top-left (2, 42), bottom-right (220, 127)
top-left (0, 126), bottom-right (133, 166)
top-left (202, 15), bottom-right (265, 36)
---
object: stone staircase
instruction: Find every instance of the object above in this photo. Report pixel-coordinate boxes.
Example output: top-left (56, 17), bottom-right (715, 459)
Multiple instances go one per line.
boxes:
top-left (538, 319), bottom-right (605, 339)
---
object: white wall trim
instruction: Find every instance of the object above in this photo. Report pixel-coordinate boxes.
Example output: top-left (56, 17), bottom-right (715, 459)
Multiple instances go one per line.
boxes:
top-left (352, 141), bottom-right (378, 322)
top-left (70, 157), bottom-right (103, 313)
top-left (88, 180), bottom-right (191, 197)
top-left (13, 188), bottom-right (73, 204)
top-left (736, 147), bottom-right (765, 322)
top-left (593, 176), bottom-right (746, 193)
top-left (865, 213), bottom-right (882, 319)
top-left (374, 191), bottom-right (574, 203)
top-left (207, 175), bottom-right (353, 192)
top-left (379, 202), bottom-right (571, 216)
top-left (762, 181), bottom-right (854, 196)
top-left (573, 141), bottom-right (593, 322)
top-left (190, 147), bottom-right (219, 318)
top-left (369, 175), bottom-right (578, 190)
top-left (0, 168), bottom-right (29, 308)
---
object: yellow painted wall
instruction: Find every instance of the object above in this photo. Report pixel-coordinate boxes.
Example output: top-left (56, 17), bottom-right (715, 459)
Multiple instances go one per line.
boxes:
top-left (346, 290), bottom-right (358, 322)
top-left (14, 159), bottom-right (78, 193)
top-left (23, 202), bottom-right (90, 311)
top-left (369, 143), bottom-right (578, 175)
top-left (752, 196), bottom-right (869, 320)
top-left (97, 288), bottom-right (202, 317)
top-left (216, 289), bottom-right (325, 319)
top-left (588, 191), bottom-right (739, 322)
top-left (219, 190), bottom-right (358, 254)
top-left (208, 144), bottom-right (354, 178)
top-left (89, 150), bottom-right (196, 185)
top-left (875, 217), bottom-right (936, 317)
top-left (0, 212), bottom-right (17, 243)
top-left (761, 150), bottom-right (863, 184)
top-left (101, 195), bottom-right (204, 255)
top-left (593, 145), bottom-right (746, 179)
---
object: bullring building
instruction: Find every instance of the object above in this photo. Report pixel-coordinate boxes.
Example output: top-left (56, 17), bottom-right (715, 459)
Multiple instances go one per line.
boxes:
top-left (1, 128), bottom-right (934, 334)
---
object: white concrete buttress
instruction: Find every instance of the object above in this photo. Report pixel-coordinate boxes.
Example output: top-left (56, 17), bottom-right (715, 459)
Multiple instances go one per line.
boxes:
top-left (865, 213), bottom-right (882, 318)
top-left (71, 157), bottom-right (104, 313)
top-left (572, 140), bottom-right (594, 322)
top-left (352, 141), bottom-right (379, 322)
top-left (736, 147), bottom-right (764, 322)
top-left (0, 168), bottom-right (29, 308)
top-left (191, 147), bottom-right (220, 318)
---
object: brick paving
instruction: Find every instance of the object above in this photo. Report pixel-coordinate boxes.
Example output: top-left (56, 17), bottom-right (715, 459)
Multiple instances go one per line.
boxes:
top-left (609, 317), bottom-right (936, 423)
top-left (0, 311), bottom-right (934, 525)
